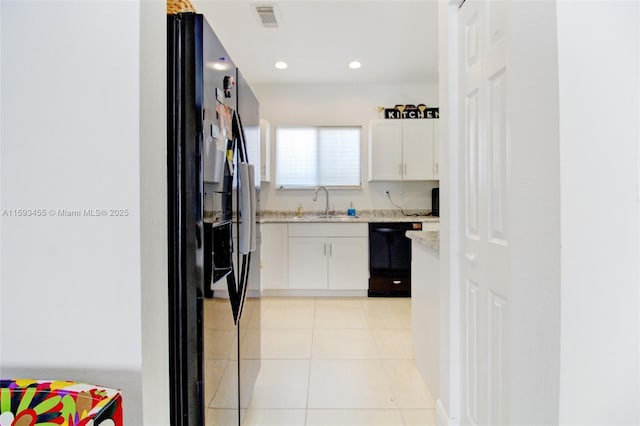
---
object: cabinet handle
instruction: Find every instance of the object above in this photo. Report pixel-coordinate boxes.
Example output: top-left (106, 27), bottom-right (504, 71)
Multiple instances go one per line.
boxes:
top-left (329, 243), bottom-right (332, 256)
top-left (398, 163), bottom-right (403, 176)
top-left (324, 243), bottom-right (327, 256)
top-left (404, 163), bottom-right (407, 175)
top-left (435, 162), bottom-right (439, 176)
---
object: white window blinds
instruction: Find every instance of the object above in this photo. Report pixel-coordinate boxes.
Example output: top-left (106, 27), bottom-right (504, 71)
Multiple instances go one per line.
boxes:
top-left (275, 126), bottom-right (361, 187)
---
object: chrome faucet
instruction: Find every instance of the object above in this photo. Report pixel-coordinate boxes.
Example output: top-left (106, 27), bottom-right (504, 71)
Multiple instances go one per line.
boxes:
top-left (313, 186), bottom-right (329, 216)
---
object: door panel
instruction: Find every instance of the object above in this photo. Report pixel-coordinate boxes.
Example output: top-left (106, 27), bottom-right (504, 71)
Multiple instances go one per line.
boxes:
top-left (488, 68), bottom-right (508, 243)
top-left (465, 90), bottom-right (481, 239)
top-left (460, 1), bottom-right (510, 425)
top-left (487, 291), bottom-right (507, 426)
top-left (328, 237), bottom-right (368, 290)
top-left (289, 238), bottom-right (328, 289)
top-left (465, 280), bottom-right (480, 425)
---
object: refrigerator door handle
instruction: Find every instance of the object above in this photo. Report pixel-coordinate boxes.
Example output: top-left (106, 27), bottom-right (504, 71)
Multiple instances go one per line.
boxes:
top-left (248, 164), bottom-right (257, 252)
top-left (238, 162), bottom-right (251, 255)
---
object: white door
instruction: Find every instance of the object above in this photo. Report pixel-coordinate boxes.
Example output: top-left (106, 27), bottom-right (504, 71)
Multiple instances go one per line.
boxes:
top-left (460, 1), bottom-right (510, 425)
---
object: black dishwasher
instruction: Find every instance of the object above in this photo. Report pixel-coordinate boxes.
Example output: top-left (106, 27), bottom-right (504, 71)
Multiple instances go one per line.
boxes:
top-left (368, 222), bottom-right (422, 297)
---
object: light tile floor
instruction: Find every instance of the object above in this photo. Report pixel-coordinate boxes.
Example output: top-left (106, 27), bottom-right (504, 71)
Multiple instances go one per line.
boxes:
top-left (207, 297), bottom-right (436, 426)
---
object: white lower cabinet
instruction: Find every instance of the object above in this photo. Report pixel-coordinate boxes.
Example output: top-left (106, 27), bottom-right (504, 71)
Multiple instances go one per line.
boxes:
top-left (327, 237), bottom-right (368, 290)
top-left (288, 238), bottom-right (329, 289)
top-left (288, 223), bottom-right (368, 291)
top-left (411, 240), bottom-right (439, 395)
top-left (288, 236), bottom-right (368, 290)
top-left (260, 223), bottom-right (288, 290)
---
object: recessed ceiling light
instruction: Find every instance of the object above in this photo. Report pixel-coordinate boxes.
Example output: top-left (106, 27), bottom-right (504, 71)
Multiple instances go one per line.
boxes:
top-left (348, 61), bottom-right (362, 69)
top-left (210, 62), bottom-right (230, 71)
top-left (206, 57), bottom-right (231, 71)
top-left (274, 61), bottom-right (288, 70)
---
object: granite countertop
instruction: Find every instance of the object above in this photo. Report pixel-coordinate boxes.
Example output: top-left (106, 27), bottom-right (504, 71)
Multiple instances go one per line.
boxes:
top-left (406, 230), bottom-right (440, 253)
top-left (259, 209), bottom-right (440, 224)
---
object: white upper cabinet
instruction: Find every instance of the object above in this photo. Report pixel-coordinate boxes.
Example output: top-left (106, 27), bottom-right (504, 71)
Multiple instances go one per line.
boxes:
top-left (368, 119), bottom-right (439, 181)
top-left (369, 120), bottom-right (403, 180)
top-left (402, 120), bottom-right (435, 180)
top-left (259, 119), bottom-right (271, 182)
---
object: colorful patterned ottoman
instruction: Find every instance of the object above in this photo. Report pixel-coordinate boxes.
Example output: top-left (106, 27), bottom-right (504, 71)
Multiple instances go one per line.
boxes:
top-left (0, 379), bottom-right (123, 426)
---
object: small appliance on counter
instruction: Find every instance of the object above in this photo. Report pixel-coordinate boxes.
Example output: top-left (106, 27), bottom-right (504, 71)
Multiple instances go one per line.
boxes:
top-left (431, 187), bottom-right (439, 217)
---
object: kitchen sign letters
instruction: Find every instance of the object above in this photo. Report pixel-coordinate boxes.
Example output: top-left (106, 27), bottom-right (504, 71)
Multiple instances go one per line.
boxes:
top-left (383, 104), bottom-right (439, 119)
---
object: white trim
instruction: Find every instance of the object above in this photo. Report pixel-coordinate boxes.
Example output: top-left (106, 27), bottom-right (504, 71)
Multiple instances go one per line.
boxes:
top-left (210, 289), bottom-right (262, 299)
top-left (437, 398), bottom-right (459, 426)
top-left (438, 0), bottom-right (463, 422)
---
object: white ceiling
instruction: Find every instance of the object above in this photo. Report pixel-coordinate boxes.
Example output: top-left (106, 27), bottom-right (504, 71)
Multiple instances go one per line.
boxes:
top-left (192, 1), bottom-right (439, 86)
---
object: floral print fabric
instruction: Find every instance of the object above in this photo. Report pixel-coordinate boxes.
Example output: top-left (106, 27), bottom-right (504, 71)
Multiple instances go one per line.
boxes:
top-left (0, 379), bottom-right (122, 426)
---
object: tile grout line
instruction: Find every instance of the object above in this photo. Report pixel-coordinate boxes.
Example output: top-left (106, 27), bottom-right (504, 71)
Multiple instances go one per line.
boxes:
top-left (304, 296), bottom-right (317, 426)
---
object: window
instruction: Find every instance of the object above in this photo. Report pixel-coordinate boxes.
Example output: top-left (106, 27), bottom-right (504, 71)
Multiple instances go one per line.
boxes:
top-left (275, 126), bottom-right (361, 187)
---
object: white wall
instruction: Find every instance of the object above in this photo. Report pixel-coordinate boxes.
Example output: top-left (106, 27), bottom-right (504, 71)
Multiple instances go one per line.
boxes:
top-left (0, 0), bottom-right (4, 370)
top-left (0, 2), bottom-right (156, 424)
top-left (253, 83), bottom-right (439, 213)
top-left (436, 2), bottom-right (460, 423)
top-left (507, 2), bottom-right (563, 424)
top-left (557, 2), bottom-right (639, 424)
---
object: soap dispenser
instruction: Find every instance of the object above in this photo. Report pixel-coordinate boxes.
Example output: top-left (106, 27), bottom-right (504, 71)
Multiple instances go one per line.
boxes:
top-left (347, 202), bottom-right (356, 217)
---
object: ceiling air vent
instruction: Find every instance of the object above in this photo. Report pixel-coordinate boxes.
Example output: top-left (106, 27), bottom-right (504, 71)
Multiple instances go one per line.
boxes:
top-left (254, 5), bottom-right (279, 28)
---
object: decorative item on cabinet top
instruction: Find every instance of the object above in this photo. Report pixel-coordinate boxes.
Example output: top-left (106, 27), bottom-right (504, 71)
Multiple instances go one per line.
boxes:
top-left (167, 0), bottom-right (196, 14)
top-left (377, 104), bottom-right (439, 120)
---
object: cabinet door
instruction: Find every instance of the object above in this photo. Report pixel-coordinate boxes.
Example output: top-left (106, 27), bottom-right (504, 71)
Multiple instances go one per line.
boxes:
top-left (369, 120), bottom-right (403, 181)
top-left (288, 237), bottom-right (328, 289)
top-left (260, 224), bottom-right (288, 289)
top-left (259, 119), bottom-right (271, 182)
top-left (403, 120), bottom-right (435, 180)
top-left (328, 237), bottom-right (369, 290)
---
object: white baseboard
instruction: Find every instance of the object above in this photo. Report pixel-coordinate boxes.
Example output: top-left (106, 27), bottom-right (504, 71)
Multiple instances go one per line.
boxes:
top-left (207, 289), bottom-right (260, 299)
top-left (211, 288), bottom-right (367, 299)
top-left (437, 398), bottom-right (459, 426)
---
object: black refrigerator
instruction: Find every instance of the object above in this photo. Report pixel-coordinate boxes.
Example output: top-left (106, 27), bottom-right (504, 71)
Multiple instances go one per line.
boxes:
top-left (168, 12), bottom-right (261, 426)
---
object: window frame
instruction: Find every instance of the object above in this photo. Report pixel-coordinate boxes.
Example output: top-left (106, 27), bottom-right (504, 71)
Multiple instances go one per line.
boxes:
top-left (274, 124), bottom-right (363, 189)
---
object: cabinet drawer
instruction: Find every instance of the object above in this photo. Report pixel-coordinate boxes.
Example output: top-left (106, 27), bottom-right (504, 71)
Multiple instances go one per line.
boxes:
top-left (288, 223), bottom-right (367, 237)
